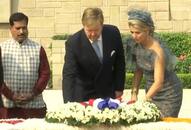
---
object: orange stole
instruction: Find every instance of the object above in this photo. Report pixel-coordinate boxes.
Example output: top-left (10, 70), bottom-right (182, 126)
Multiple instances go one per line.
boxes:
top-left (162, 117), bottom-right (191, 123)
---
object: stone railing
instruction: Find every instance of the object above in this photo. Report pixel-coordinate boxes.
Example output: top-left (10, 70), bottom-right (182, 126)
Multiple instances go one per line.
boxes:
top-left (51, 40), bottom-right (65, 89)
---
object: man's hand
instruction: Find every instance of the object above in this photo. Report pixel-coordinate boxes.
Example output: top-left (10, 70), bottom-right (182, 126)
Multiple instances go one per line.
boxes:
top-left (12, 93), bottom-right (35, 105)
top-left (115, 91), bottom-right (123, 98)
top-left (12, 94), bottom-right (25, 104)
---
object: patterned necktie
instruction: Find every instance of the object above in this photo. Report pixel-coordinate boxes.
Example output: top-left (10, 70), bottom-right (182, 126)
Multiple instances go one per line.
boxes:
top-left (92, 40), bottom-right (102, 62)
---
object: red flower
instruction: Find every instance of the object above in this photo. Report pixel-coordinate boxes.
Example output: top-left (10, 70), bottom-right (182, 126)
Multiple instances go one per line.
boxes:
top-left (0, 119), bottom-right (24, 125)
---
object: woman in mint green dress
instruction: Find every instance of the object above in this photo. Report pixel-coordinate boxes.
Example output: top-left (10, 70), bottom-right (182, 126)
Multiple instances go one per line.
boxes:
top-left (126, 9), bottom-right (182, 117)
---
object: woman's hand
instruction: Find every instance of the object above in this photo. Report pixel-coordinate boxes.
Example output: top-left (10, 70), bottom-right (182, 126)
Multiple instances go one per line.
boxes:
top-left (144, 96), bottom-right (152, 102)
top-left (131, 92), bottom-right (138, 101)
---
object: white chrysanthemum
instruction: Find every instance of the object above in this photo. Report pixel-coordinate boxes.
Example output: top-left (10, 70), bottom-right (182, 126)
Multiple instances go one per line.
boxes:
top-left (45, 100), bottom-right (161, 126)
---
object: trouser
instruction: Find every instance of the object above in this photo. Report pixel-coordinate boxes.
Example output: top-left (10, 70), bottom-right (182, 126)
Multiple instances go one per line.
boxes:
top-left (6, 107), bottom-right (47, 119)
top-left (0, 95), bottom-right (7, 119)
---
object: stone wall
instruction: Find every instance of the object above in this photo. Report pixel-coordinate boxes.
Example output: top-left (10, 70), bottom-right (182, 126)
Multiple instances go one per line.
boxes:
top-left (0, 0), bottom-right (191, 89)
top-left (51, 40), bottom-right (65, 89)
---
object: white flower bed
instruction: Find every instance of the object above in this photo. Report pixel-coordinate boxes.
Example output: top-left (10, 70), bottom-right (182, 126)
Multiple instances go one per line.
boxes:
top-left (45, 100), bottom-right (161, 126)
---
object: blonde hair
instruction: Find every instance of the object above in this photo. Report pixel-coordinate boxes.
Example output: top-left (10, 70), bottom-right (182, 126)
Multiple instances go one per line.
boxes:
top-left (128, 19), bottom-right (154, 36)
top-left (82, 8), bottom-right (104, 26)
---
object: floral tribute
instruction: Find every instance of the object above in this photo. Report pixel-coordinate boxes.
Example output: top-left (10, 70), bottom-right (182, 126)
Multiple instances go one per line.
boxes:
top-left (45, 99), bottom-right (161, 127)
top-left (0, 119), bottom-right (24, 125)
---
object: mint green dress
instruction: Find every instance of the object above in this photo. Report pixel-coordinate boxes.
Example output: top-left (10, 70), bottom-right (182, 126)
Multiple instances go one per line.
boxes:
top-left (126, 37), bottom-right (183, 117)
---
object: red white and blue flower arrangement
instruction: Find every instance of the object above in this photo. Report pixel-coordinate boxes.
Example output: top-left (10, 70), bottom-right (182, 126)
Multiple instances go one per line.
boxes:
top-left (45, 98), bottom-right (161, 126)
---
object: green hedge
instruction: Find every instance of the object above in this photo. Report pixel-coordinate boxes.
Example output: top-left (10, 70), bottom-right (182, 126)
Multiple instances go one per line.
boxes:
top-left (158, 33), bottom-right (191, 73)
top-left (52, 32), bottom-right (191, 73)
top-left (52, 34), bottom-right (71, 40)
top-left (122, 32), bottom-right (191, 73)
top-left (125, 73), bottom-right (191, 89)
top-left (52, 33), bottom-right (191, 88)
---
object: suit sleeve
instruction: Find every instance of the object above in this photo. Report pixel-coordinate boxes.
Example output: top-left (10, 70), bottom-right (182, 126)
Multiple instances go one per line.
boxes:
top-left (113, 26), bottom-right (125, 91)
top-left (33, 47), bottom-right (50, 96)
top-left (62, 40), bottom-right (77, 103)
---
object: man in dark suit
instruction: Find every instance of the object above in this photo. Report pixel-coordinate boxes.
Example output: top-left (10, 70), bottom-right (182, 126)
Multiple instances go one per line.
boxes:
top-left (62, 7), bottom-right (125, 103)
